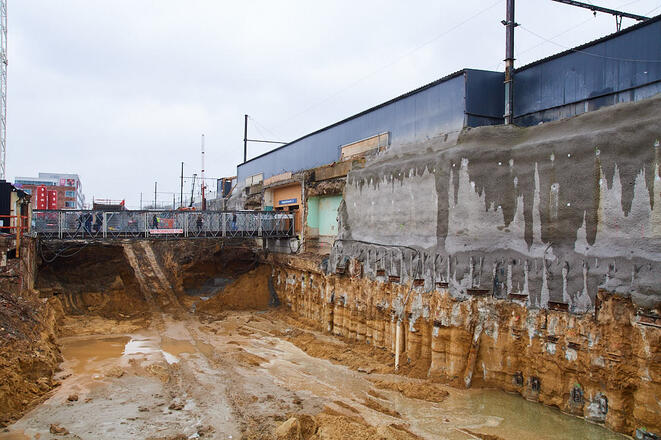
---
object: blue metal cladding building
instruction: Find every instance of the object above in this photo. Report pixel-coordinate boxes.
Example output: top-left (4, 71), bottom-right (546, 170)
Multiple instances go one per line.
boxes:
top-left (237, 69), bottom-right (504, 184)
top-left (514, 15), bottom-right (661, 125)
top-left (236, 15), bottom-right (661, 184)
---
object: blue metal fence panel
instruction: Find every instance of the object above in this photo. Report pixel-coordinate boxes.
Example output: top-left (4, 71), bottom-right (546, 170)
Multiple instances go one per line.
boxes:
top-left (465, 70), bottom-right (505, 126)
top-left (514, 17), bottom-right (661, 123)
top-left (237, 71), bottom-right (472, 183)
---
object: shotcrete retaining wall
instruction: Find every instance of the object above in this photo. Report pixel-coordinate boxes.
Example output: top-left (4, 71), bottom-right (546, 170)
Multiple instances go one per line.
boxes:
top-left (272, 258), bottom-right (660, 437)
top-left (332, 94), bottom-right (661, 312)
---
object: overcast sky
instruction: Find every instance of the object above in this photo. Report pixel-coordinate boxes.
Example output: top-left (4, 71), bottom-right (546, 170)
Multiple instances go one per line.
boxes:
top-left (7, 0), bottom-right (661, 208)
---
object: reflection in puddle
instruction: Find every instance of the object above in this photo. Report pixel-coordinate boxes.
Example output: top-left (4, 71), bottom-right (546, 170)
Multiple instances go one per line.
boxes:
top-left (60, 336), bottom-right (130, 374)
top-left (161, 337), bottom-right (196, 357)
top-left (57, 327), bottom-right (626, 440)
top-left (123, 336), bottom-right (195, 364)
top-left (0, 431), bottom-right (30, 440)
top-left (257, 337), bottom-right (626, 440)
top-left (60, 334), bottom-right (199, 375)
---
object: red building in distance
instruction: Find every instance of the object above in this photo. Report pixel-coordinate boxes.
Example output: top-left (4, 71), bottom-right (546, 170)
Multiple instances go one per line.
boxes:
top-left (14, 173), bottom-right (85, 210)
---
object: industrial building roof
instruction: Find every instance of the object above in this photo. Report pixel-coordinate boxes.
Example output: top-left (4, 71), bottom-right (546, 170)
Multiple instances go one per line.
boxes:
top-left (517, 13), bottom-right (661, 71)
top-left (240, 69), bottom-right (471, 167)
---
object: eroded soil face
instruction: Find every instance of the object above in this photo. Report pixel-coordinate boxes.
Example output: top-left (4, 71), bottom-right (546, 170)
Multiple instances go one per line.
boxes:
top-left (0, 242), bottom-right (633, 439)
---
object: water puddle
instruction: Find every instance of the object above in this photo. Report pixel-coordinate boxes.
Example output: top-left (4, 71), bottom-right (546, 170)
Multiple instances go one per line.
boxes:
top-left (253, 336), bottom-right (625, 440)
top-left (59, 336), bottom-right (130, 375)
top-left (123, 335), bottom-right (195, 364)
top-left (0, 431), bottom-right (30, 440)
top-left (60, 333), bottom-right (199, 376)
top-left (55, 323), bottom-right (626, 440)
top-left (162, 336), bottom-right (197, 357)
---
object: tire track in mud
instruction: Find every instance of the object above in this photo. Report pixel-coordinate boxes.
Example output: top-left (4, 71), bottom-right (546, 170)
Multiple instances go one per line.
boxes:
top-left (125, 241), bottom-right (276, 437)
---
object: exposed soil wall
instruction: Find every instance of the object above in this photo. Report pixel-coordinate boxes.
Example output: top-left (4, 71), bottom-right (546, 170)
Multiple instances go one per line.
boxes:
top-left (36, 243), bottom-right (148, 320)
top-left (272, 255), bottom-right (660, 437)
top-left (151, 240), bottom-right (258, 296)
top-left (0, 238), bottom-right (60, 425)
top-left (196, 264), bottom-right (272, 314)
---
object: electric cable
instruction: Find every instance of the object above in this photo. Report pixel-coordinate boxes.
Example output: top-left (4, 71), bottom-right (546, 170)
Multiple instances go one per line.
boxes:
top-left (248, 116), bottom-right (284, 141)
top-left (645, 3), bottom-right (661, 14)
top-left (493, 0), bottom-right (648, 70)
top-left (38, 239), bottom-right (93, 263)
top-left (331, 238), bottom-right (424, 321)
top-left (519, 23), bottom-right (661, 62)
top-left (274, 0), bottom-right (504, 132)
top-left (331, 238), bottom-right (423, 278)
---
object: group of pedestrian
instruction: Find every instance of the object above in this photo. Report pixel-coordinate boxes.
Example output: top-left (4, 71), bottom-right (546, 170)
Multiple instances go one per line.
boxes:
top-left (74, 212), bottom-right (237, 235)
top-left (76, 212), bottom-right (103, 234)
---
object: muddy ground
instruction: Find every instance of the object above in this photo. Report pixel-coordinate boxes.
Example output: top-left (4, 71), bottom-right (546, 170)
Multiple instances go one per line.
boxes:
top-left (0, 241), bottom-right (630, 439)
top-left (2, 308), bottom-right (627, 440)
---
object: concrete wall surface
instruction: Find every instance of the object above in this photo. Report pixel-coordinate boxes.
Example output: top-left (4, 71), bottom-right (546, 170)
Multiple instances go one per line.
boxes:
top-left (333, 94), bottom-right (661, 311)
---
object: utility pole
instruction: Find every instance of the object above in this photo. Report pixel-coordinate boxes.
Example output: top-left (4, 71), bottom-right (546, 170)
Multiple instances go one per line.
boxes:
top-left (140, 192), bottom-right (142, 210)
top-left (154, 182), bottom-right (157, 209)
top-left (201, 134), bottom-right (206, 211)
top-left (180, 162), bottom-right (184, 208)
top-left (243, 114), bottom-right (248, 163)
top-left (550, 0), bottom-right (648, 31)
top-left (189, 174), bottom-right (196, 208)
top-left (0, 0), bottom-right (7, 180)
top-left (503, 0), bottom-right (517, 125)
top-left (243, 114), bottom-right (287, 162)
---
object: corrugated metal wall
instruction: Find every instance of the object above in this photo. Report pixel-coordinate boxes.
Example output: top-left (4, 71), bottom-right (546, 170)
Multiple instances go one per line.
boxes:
top-left (237, 17), bottom-right (661, 183)
top-left (465, 69), bottom-right (505, 126)
top-left (514, 17), bottom-right (661, 125)
top-left (238, 70), bottom-right (498, 183)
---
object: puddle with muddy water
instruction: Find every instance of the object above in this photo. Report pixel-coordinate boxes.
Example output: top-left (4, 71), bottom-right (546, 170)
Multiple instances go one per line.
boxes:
top-left (59, 332), bottom-right (198, 376)
top-left (240, 330), bottom-right (627, 440)
top-left (123, 335), bottom-right (196, 364)
top-left (0, 432), bottom-right (30, 440)
top-left (42, 321), bottom-right (628, 440)
top-left (59, 336), bottom-right (130, 375)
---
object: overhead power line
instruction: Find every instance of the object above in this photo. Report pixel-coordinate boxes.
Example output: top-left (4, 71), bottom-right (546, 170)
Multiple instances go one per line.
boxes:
top-left (248, 115), bottom-right (283, 140)
top-left (519, 24), bottom-right (661, 63)
top-left (274, 0), bottom-right (504, 132)
top-left (645, 3), bottom-right (661, 15)
top-left (550, 0), bottom-right (649, 31)
top-left (551, 0), bottom-right (649, 20)
top-left (489, 0), bottom-right (648, 70)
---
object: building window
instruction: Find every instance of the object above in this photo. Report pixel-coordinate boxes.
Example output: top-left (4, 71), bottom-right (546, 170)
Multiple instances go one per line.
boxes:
top-left (64, 201), bottom-right (76, 208)
top-left (245, 173), bottom-right (263, 186)
top-left (65, 190), bottom-right (75, 197)
top-left (24, 188), bottom-right (32, 194)
top-left (15, 180), bottom-right (55, 186)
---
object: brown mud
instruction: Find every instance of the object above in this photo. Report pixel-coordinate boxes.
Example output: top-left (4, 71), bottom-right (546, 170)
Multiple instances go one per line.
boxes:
top-left (0, 239), bottom-right (60, 426)
top-left (0, 240), bottom-right (646, 439)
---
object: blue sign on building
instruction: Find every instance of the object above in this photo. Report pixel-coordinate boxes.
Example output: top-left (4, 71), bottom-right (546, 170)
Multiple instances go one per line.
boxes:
top-left (279, 198), bottom-right (297, 205)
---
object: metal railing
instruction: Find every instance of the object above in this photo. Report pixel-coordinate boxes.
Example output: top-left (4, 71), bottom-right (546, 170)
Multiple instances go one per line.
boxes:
top-left (32, 210), bottom-right (295, 240)
top-left (0, 215), bottom-right (29, 235)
